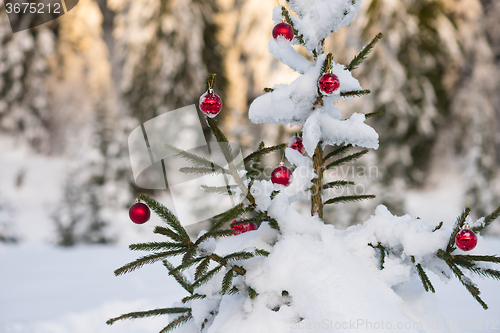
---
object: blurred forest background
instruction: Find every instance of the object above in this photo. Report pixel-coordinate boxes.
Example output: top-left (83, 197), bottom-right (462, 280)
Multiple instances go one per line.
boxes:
top-left (1, 0), bottom-right (500, 245)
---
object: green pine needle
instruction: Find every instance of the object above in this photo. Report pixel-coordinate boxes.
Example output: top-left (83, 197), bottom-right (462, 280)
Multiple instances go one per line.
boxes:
top-left (255, 248), bottom-right (270, 257)
top-left (129, 241), bottom-right (188, 252)
top-left (325, 149), bottom-right (369, 170)
top-left (114, 250), bottom-right (187, 276)
top-left (195, 230), bottom-right (235, 246)
top-left (243, 143), bottom-right (287, 165)
top-left (160, 313), bottom-right (193, 333)
top-left (473, 205), bottom-right (500, 233)
top-left (154, 226), bottom-right (188, 244)
top-left (248, 286), bottom-right (257, 300)
top-left (340, 89), bottom-right (371, 98)
top-left (322, 180), bottom-right (355, 190)
top-left (179, 166), bottom-right (228, 176)
top-left (221, 269), bottom-right (235, 294)
top-left (365, 110), bottom-right (385, 119)
top-left (323, 145), bottom-right (352, 163)
top-left (138, 194), bottom-right (190, 242)
top-left (324, 195), bottom-right (376, 205)
top-left (164, 143), bottom-right (225, 171)
top-left (181, 294), bottom-right (206, 303)
top-left (452, 254), bottom-right (500, 264)
top-left (195, 257), bottom-right (211, 280)
top-left (106, 307), bottom-right (191, 325)
top-left (192, 265), bottom-right (224, 289)
top-left (224, 251), bottom-right (255, 261)
top-left (415, 263), bottom-right (436, 293)
top-left (163, 260), bottom-right (193, 293)
top-left (345, 32), bottom-right (383, 71)
top-left (446, 207), bottom-right (471, 253)
top-left (209, 203), bottom-right (245, 232)
top-left (201, 184), bottom-right (237, 195)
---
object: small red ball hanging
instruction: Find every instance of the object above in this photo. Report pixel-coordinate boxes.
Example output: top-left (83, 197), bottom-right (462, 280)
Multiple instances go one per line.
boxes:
top-left (318, 73), bottom-right (340, 94)
top-left (455, 228), bottom-right (478, 251)
top-left (199, 91), bottom-right (222, 118)
top-left (231, 219), bottom-right (258, 235)
top-left (129, 202), bottom-right (151, 224)
top-left (271, 164), bottom-right (293, 187)
top-left (272, 22), bottom-right (294, 41)
top-left (288, 136), bottom-right (305, 154)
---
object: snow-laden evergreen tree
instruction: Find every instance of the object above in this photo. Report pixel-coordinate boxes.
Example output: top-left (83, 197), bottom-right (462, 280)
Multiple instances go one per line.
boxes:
top-left (108, 1), bottom-right (500, 332)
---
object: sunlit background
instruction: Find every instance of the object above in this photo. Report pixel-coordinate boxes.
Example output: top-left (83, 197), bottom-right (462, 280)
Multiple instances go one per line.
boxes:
top-left (1, 0), bottom-right (500, 331)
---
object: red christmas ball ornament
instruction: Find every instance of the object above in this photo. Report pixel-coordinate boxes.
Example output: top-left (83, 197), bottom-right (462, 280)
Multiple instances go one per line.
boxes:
top-left (231, 219), bottom-right (258, 235)
top-left (288, 136), bottom-right (305, 154)
top-left (129, 202), bottom-right (151, 224)
top-left (455, 228), bottom-right (478, 251)
top-left (199, 91), bottom-right (222, 118)
top-left (318, 73), bottom-right (340, 94)
top-left (272, 22), bottom-right (294, 41)
top-left (271, 164), bottom-right (293, 187)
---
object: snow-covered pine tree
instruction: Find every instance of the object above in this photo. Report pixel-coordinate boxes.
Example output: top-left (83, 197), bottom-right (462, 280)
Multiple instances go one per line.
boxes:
top-left (108, 1), bottom-right (500, 332)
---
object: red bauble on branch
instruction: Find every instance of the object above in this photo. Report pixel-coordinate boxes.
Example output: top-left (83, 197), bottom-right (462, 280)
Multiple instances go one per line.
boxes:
top-left (271, 164), bottom-right (293, 187)
top-left (231, 219), bottom-right (258, 235)
top-left (318, 73), bottom-right (340, 94)
top-left (272, 22), bottom-right (294, 41)
top-left (129, 202), bottom-right (151, 224)
top-left (455, 228), bottom-right (478, 251)
top-left (199, 91), bottom-right (222, 118)
top-left (288, 135), bottom-right (305, 154)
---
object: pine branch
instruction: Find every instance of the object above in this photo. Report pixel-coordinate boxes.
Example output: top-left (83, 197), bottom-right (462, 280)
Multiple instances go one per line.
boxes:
top-left (209, 203), bottom-right (245, 232)
top-left (365, 110), bottom-right (384, 119)
top-left (163, 260), bottom-right (193, 293)
top-left (413, 257), bottom-right (435, 293)
top-left (446, 207), bottom-right (471, 253)
top-left (114, 250), bottom-right (187, 276)
top-left (221, 269), bottom-right (235, 294)
top-left (195, 230), bottom-right (235, 246)
top-left (243, 144), bottom-right (287, 165)
top-left (205, 116), bottom-right (234, 164)
top-left (345, 32), bottom-right (383, 71)
top-left (167, 256), bottom-right (205, 276)
top-left (452, 254), bottom-right (500, 264)
top-left (325, 149), bottom-right (369, 170)
top-left (164, 143), bottom-right (224, 171)
top-left (369, 243), bottom-right (386, 269)
top-left (227, 286), bottom-right (239, 295)
top-left (154, 226), bottom-right (189, 244)
top-left (192, 264), bottom-right (224, 289)
top-left (432, 221), bottom-right (443, 232)
top-left (106, 307), bottom-right (191, 325)
top-left (201, 184), bottom-right (237, 196)
top-left (264, 88), bottom-right (274, 93)
top-left (473, 205), bottom-right (500, 233)
top-left (182, 248), bottom-right (196, 266)
top-left (229, 218), bottom-right (257, 227)
top-left (138, 194), bottom-right (190, 242)
top-left (340, 89), bottom-right (371, 98)
top-left (160, 313), bottom-right (193, 333)
top-left (324, 195), bottom-right (376, 205)
top-left (281, 6), bottom-right (305, 45)
top-left (181, 294), bottom-right (206, 303)
top-left (195, 257), bottom-right (211, 280)
top-left (462, 267), bottom-right (500, 281)
top-left (323, 145), bottom-right (352, 163)
top-left (248, 286), bottom-right (257, 300)
top-left (255, 248), bottom-right (270, 257)
top-left (322, 180), bottom-right (355, 190)
top-left (179, 166), bottom-right (228, 176)
top-left (446, 260), bottom-right (488, 309)
top-left (224, 251), bottom-right (255, 261)
top-left (129, 242), bottom-right (188, 252)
